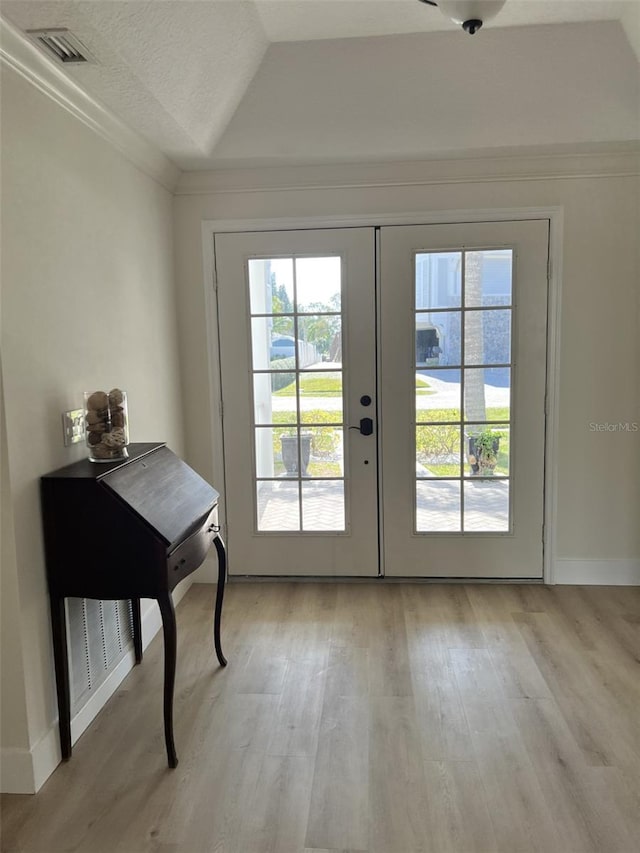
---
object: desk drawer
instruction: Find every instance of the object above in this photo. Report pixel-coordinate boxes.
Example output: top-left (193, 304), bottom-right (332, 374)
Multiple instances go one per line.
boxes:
top-left (167, 505), bottom-right (219, 588)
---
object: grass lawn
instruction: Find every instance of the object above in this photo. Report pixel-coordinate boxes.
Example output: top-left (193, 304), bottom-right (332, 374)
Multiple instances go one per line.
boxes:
top-left (276, 374), bottom-right (433, 397)
top-left (275, 374), bottom-right (341, 396)
top-left (416, 376), bottom-right (434, 395)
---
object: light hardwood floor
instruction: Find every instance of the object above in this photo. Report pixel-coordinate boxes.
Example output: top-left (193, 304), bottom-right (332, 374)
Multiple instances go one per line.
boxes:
top-left (2, 582), bottom-right (639, 853)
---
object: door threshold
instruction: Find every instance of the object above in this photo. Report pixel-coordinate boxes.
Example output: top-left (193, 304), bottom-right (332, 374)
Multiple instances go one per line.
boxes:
top-left (227, 575), bottom-right (544, 584)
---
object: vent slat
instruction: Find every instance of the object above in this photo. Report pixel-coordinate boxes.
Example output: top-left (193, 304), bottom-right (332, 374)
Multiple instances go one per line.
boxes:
top-left (26, 28), bottom-right (93, 64)
top-left (68, 597), bottom-right (134, 714)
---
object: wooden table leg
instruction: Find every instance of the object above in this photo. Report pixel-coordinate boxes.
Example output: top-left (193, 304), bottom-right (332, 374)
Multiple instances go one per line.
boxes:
top-left (213, 535), bottom-right (228, 667)
top-left (131, 598), bottom-right (143, 664)
top-left (157, 592), bottom-right (178, 769)
top-left (50, 595), bottom-right (72, 760)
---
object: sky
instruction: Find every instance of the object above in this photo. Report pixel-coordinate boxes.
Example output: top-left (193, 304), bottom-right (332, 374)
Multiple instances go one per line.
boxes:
top-left (270, 256), bottom-right (341, 310)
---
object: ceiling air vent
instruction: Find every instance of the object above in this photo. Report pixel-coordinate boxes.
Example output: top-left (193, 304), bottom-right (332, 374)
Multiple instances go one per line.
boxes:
top-left (26, 28), bottom-right (95, 64)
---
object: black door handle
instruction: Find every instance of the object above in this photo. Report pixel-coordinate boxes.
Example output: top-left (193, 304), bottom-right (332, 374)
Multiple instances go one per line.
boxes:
top-left (349, 417), bottom-right (374, 435)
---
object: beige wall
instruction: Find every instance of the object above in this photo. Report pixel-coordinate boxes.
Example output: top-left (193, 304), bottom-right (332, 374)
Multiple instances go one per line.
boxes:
top-left (0, 66), bottom-right (183, 790)
top-left (1, 367), bottom-right (31, 772)
top-left (174, 163), bottom-right (640, 572)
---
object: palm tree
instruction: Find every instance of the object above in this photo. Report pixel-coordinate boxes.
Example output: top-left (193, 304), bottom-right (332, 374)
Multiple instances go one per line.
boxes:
top-left (463, 252), bottom-right (487, 425)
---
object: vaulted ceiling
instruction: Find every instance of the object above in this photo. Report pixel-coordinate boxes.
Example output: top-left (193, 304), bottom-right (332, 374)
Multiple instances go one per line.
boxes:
top-left (2, 1), bottom-right (639, 170)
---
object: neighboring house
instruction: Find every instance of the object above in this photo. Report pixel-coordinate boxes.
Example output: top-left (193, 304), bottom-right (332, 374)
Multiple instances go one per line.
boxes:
top-left (415, 251), bottom-right (511, 372)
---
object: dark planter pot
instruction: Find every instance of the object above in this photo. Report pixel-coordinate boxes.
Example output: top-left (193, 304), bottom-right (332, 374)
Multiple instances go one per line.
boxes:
top-left (467, 435), bottom-right (500, 476)
top-left (280, 433), bottom-right (312, 476)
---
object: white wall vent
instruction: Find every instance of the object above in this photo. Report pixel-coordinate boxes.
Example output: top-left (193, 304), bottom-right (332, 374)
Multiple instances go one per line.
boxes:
top-left (68, 598), bottom-right (134, 714)
top-left (26, 28), bottom-right (96, 64)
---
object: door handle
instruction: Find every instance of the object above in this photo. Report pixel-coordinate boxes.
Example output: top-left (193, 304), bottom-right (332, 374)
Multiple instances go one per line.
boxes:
top-left (350, 417), bottom-right (373, 436)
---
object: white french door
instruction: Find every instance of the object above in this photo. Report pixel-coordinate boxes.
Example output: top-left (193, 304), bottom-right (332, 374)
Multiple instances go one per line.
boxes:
top-left (380, 220), bottom-right (548, 578)
top-left (215, 228), bottom-right (379, 576)
top-left (214, 219), bottom-right (549, 578)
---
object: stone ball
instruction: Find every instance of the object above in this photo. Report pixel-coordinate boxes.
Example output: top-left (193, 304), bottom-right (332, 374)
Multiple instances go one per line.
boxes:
top-left (108, 388), bottom-right (124, 407)
top-left (86, 391), bottom-right (108, 410)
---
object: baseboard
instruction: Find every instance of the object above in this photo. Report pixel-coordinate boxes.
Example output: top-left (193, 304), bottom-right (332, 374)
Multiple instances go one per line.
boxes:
top-left (553, 558), bottom-right (640, 585)
top-left (3, 581), bottom-right (193, 794)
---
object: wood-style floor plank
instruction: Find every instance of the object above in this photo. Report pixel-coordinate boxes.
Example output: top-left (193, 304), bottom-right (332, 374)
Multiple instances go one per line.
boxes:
top-left (422, 759), bottom-right (498, 853)
top-left (368, 696), bottom-right (430, 853)
top-left (1, 582), bottom-right (639, 853)
top-left (304, 694), bottom-right (369, 852)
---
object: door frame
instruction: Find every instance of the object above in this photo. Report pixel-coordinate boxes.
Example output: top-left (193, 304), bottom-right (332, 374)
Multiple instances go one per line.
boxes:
top-left (202, 207), bottom-right (563, 583)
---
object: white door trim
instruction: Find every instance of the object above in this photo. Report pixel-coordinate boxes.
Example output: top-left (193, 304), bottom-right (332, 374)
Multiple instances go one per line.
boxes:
top-left (202, 206), bottom-right (563, 583)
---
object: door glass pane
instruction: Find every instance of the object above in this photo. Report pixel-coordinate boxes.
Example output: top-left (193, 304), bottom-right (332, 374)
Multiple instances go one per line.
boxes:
top-left (416, 426), bottom-right (461, 478)
top-left (296, 257), bottom-right (341, 313)
top-left (249, 258), bottom-right (294, 314)
top-left (463, 481), bottom-right (509, 531)
top-left (297, 316), bottom-right (342, 368)
top-left (416, 369), bottom-right (461, 423)
top-left (463, 368), bottom-right (510, 423)
top-left (464, 425), bottom-right (507, 478)
top-left (255, 426), bottom-right (296, 478)
top-left (302, 481), bottom-right (345, 531)
top-left (416, 252), bottom-right (462, 309)
top-left (252, 316), bottom-right (295, 370)
top-left (464, 310), bottom-right (511, 365)
top-left (464, 250), bottom-right (512, 307)
top-left (415, 311), bottom-right (461, 367)
top-left (257, 480), bottom-right (300, 531)
top-left (465, 425), bottom-right (510, 478)
top-left (299, 372), bottom-right (343, 423)
top-left (302, 427), bottom-right (344, 477)
top-left (416, 481), bottom-right (461, 532)
top-left (254, 373), bottom-right (297, 425)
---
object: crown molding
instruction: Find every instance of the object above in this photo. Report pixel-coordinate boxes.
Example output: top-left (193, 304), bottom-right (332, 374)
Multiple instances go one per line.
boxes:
top-left (175, 144), bottom-right (640, 196)
top-left (0, 16), bottom-right (180, 193)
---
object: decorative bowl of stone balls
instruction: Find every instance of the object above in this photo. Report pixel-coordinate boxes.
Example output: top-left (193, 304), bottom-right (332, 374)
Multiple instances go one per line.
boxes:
top-left (84, 388), bottom-right (129, 462)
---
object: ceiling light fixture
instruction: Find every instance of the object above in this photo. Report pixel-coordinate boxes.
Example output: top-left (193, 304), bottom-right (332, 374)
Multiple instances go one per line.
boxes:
top-left (418, 0), bottom-right (507, 35)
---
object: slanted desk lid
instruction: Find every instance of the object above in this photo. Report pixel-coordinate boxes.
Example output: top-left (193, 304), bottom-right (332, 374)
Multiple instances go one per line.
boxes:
top-left (100, 446), bottom-right (219, 547)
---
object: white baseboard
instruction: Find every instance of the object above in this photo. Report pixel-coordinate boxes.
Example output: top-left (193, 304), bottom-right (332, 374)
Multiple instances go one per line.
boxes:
top-left (3, 581), bottom-right (193, 794)
top-left (553, 558), bottom-right (640, 585)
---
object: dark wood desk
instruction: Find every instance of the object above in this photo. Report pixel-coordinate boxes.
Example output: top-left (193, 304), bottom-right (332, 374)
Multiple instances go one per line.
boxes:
top-left (40, 442), bottom-right (227, 768)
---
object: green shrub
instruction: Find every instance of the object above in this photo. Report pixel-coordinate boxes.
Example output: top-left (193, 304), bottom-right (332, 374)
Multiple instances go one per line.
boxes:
top-left (415, 425), bottom-right (460, 459)
top-left (270, 358), bottom-right (296, 391)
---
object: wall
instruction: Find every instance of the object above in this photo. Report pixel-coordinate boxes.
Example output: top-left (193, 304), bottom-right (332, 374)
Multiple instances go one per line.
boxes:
top-left (173, 151), bottom-right (640, 584)
top-left (1, 367), bottom-right (31, 791)
top-left (0, 65), bottom-right (183, 791)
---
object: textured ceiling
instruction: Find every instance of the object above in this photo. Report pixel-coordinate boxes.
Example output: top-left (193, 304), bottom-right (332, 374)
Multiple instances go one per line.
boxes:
top-left (255, 0), bottom-right (640, 42)
top-left (2, 0), bottom-right (639, 171)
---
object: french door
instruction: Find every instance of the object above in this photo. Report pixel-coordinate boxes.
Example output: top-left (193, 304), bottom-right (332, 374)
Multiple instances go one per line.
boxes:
top-left (214, 219), bottom-right (549, 578)
top-left (216, 228), bottom-right (379, 576)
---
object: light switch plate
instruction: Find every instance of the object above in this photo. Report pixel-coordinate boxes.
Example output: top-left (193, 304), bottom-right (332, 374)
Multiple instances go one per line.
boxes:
top-left (62, 409), bottom-right (84, 446)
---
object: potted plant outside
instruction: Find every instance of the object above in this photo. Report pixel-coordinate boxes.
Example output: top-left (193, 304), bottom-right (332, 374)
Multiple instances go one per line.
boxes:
top-left (280, 432), bottom-right (312, 476)
top-left (467, 428), bottom-right (501, 476)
